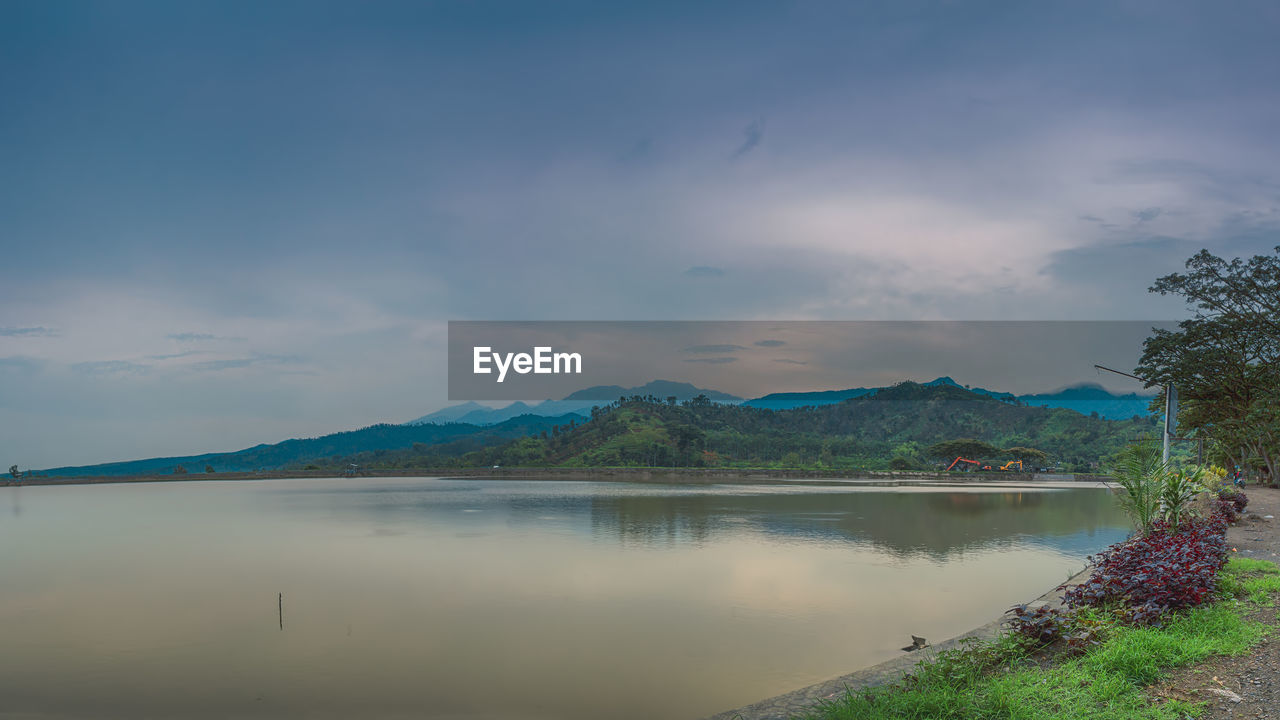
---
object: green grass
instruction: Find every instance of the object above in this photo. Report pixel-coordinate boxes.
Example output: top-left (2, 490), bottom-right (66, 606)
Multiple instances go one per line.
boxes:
top-left (1228, 557), bottom-right (1280, 575)
top-left (794, 559), bottom-right (1277, 720)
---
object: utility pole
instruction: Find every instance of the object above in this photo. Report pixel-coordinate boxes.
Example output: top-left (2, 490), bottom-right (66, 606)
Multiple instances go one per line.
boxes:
top-left (1163, 384), bottom-right (1177, 466)
top-left (1093, 364), bottom-right (1175, 464)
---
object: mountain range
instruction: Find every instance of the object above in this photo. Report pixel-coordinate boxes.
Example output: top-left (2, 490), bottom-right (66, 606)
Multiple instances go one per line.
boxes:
top-left (405, 380), bottom-right (744, 426)
top-left (39, 414), bottom-right (578, 477)
top-left (327, 381), bottom-right (1157, 473)
top-left (37, 377), bottom-right (1158, 478)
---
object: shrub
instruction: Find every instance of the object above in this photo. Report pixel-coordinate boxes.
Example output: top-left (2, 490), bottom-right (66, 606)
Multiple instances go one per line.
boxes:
top-left (1006, 603), bottom-right (1069, 645)
top-left (1065, 514), bottom-right (1229, 623)
top-left (888, 456), bottom-right (914, 471)
top-left (1218, 489), bottom-right (1248, 514)
top-left (1197, 464), bottom-right (1230, 493)
top-left (1005, 605), bottom-right (1108, 655)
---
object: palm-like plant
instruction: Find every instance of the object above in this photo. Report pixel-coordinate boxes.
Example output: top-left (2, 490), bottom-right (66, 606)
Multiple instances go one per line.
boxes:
top-left (1110, 441), bottom-right (1167, 533)
top-left (1161, 466), bottom-right (1203, 531)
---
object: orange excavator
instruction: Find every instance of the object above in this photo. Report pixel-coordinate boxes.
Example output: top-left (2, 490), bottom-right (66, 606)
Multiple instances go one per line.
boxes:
top-left (948, 457), bottom-right (1024, 472)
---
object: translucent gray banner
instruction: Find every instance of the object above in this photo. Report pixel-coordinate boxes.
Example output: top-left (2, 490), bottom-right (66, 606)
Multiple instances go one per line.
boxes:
top-left (447, 320), bottom-right (1176, 402)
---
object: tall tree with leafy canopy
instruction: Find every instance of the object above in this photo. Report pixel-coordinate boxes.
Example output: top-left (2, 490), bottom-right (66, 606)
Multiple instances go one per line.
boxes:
top-left (1136, 247), bottom-right (1280, 479)
top-left (925, 438), bottom-right (1001, 461)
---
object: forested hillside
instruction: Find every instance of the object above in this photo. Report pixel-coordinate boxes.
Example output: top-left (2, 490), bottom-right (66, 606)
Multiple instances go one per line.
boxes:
top-left (315, 382), bottom-right (1156, 472)
top-left (39, 414), bottom-right (576, 477)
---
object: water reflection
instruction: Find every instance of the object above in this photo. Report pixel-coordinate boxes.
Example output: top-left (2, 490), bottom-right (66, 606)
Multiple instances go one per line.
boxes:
top-left (276, 479), bottom-right (1128, 559)
top-left (585, 487), bottom-right (1125, 557)
top-left (0, 478), bottom-right (1130, 720)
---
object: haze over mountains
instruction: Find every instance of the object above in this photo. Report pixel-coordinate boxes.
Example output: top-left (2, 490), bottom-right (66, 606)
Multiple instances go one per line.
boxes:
top-left (413, 377), bottom-right (1157, 425)
top-left (406, 380), bottom-right (744, 426)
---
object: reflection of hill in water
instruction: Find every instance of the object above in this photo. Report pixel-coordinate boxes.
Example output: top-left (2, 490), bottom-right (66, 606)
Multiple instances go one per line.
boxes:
top-left (585, 490), bottom-right (1131, 559)
top-left (277, 481), bottom-right (1130, 560)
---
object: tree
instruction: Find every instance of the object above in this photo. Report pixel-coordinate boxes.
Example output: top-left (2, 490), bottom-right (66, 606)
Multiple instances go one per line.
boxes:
top-left (173, 465), bottom-right (188, 475)
top-left (669, 424), bottom-right (706, 465)
top-left (925, 438), bottom-right (1001, 461)
top-left (1003, 446), bottom-right (1049, 466)
top-left (204, 465), bottom-right (215, 473)
top-left (1137, 247), bottom-right (1280, 480)
top-left (8, 465), bottom-right (19, 479)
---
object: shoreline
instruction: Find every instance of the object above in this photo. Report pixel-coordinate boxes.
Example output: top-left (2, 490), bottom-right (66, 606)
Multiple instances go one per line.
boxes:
top-left (701, 564), bottom-right (1096, 720)
top-left (3, 466), bottom-right (1114, 488)
top-left (702, 487), bottom-right (1280, 720)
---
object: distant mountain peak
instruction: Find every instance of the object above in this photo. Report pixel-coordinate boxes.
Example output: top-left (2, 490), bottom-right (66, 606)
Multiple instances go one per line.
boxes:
top-left (743, 376), bottom-right (1155, 420)
top-left (408, 380), bottom-right (742, 427)
top-left (562, 379), bottom-right (742, 403)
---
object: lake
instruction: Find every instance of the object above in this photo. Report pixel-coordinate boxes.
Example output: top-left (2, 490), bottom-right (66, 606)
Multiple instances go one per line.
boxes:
top-left (0, 477), bottom-right (1129, 719)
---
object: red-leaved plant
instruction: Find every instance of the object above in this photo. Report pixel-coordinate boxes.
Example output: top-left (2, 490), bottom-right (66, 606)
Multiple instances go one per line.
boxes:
top-left (1064, 513), bottom-right (1229, 625)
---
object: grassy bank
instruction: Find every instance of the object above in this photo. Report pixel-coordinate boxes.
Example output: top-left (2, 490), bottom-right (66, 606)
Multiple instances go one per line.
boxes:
top-left (794, 557), bottom-right (1279, 720)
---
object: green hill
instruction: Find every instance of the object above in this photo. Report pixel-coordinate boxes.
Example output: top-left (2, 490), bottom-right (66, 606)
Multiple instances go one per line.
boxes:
top-left (320, 382), bottom-right (1157, 472)
top-left (39, 414), bottom-right (578, 477)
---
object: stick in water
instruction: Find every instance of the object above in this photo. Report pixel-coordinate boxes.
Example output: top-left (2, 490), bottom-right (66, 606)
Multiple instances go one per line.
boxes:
top-left (279, 592), bottom-right (283, 630)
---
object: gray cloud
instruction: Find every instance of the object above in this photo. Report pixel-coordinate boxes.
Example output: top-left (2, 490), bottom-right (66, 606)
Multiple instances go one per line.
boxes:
top-left (620, 138), bottom-right (653, 163)
top-left (0, 356), bottom-right (45, 372)
top-left (0, 326), bottom-right (57, 337)
top-left (732, 119), bottom-right (764, 158)
top-left (189, 354), bottom-right (304, 373)
top-left (683, 357), bottom-right (737, 364)
top-left (1109, 158), bottom-right (1280, 199)
top-left (754, 339), bottom-right (786, 347)
top-left (4, 1), bottom-right (1280, 466)
top-left (773, 358), bottom-right (807, 365)
top-left (72, 360), bottom-right (151, 376)
top-left (684, 344), bottom-right (747, 354)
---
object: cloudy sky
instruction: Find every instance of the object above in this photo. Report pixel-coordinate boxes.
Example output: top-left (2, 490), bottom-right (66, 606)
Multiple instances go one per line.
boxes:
top-left (3, 0), bottom-right (1278, 468)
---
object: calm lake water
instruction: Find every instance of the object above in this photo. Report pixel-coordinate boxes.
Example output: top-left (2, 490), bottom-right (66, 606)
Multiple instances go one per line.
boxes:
top-left (0, 477), bottom-right (1129, 720)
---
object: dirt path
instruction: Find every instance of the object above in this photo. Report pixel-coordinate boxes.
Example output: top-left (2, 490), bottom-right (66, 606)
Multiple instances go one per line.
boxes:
top-left (1153, 485), bottom-right (1280, 719)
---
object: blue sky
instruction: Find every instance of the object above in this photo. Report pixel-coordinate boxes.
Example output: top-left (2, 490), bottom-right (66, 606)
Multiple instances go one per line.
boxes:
top-left (3, 1), bottom-right (1279, 467)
